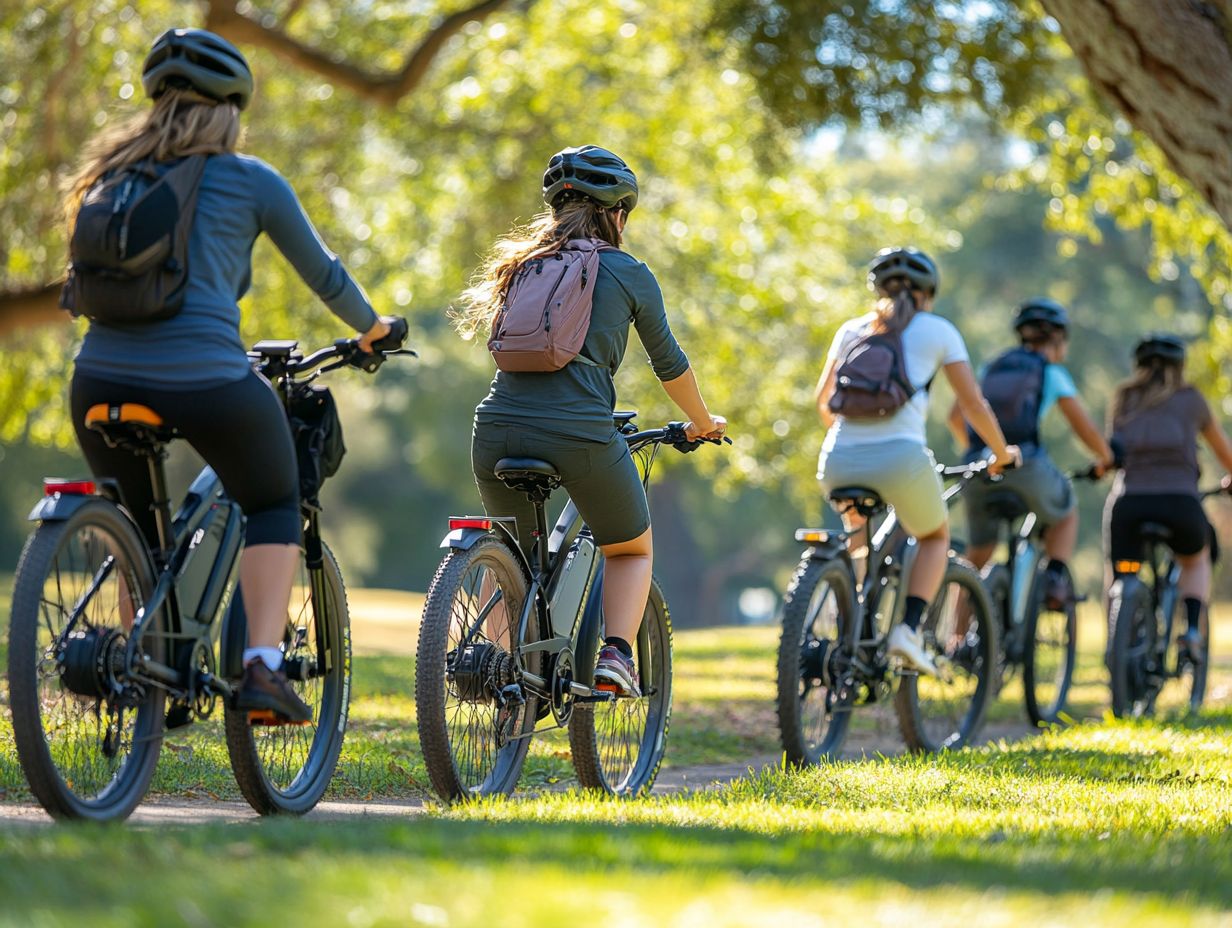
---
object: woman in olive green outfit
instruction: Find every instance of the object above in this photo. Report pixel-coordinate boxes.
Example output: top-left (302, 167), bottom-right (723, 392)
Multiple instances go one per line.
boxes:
top-left (457, 145), bottom-right (726, 696)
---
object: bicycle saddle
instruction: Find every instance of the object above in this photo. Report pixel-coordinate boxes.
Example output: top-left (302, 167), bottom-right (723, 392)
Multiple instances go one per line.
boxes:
top-left (1138, 522), bottom-right (1172, 544)
top-left (85, 403), bottom-right (177, 451)
top-left (828, 486), bottom-right (886, 516)
top-left (494, 457), bottom-right (562, 497)
top-left (982, 489), bottom-right (1029, 522)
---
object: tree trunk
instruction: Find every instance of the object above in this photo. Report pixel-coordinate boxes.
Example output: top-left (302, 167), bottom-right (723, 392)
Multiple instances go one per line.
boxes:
top-left (0, 283), bottom-right (65, 340)
top-left (1039, 0), bottom-right (1232, 227)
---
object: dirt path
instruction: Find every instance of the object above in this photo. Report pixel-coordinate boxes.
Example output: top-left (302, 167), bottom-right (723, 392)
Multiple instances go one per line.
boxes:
top-left (0, 721), bottom-right (1038, 825)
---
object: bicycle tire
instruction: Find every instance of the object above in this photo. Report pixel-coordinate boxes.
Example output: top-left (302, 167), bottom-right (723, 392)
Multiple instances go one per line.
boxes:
top-left (1023, 565), bottom-right (1077, 726)
top-left (8, 502), bottom-right (164, 821)
top-left (776, 554), bottom-right (856, 765)
top-left (1106, 576), bottom-right (1157, 719)
top-left (569, 575), bottom-right (673, 795)
top-left (895, 559), bottom-right (998, 752)
top-left (224, 541), bottom-right (351, 815)
top-left (981, 563), bottom-right (1012, 695)
top-left (415, 534), bottom-right (536, 800)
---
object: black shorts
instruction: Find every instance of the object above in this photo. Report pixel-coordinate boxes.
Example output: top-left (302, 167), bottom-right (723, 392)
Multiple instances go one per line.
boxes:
top-left (71, 370), bottom-right (301, 550)
top-left (1104, 493), bottom-right (1216, 563)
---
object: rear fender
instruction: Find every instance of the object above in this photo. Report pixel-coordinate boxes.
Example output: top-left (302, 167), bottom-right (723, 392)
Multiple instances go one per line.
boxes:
top-left (28, 479), bottom-right (123, 523)
top-left (794, 528), bottom-right (849, 563)
top-left (440, 519), bottom-right (532, 580)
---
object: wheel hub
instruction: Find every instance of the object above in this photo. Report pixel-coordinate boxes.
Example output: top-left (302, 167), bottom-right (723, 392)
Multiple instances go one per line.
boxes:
top-left (59, 627), bottom-right (125, 699)
top-left (801, 637), bottom-right (832, 687)
top-left (451, 642), bottom-right (517, 703)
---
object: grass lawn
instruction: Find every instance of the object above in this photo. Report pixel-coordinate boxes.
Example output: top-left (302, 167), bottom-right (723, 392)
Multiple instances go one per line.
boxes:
top-left (1, 582), bottom-right (1232, 924)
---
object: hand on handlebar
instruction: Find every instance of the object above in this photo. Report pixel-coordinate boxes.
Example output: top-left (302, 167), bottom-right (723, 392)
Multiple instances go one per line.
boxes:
top-left (685, 414), bottom-right (727, 442)
top-left (987, 444), bottom-right (1022, 477)
top-left (357, 315), bottom-right (407, 354)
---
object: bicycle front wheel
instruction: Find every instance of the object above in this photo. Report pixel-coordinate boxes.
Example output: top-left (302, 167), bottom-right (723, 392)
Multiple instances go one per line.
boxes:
top-left (8, 502), bottom-right (163, 821)
top-left (895, 559), bottom-right (998, 752)
top-left (1023, 565), bottom-right (1077, 726)
top-left (415, 534), bottom-right (536, 800)
top-left (224, 541), bottom-right (351, 815)
top-left (776, 555), bottom-right (856, 765)
top-left (569, 575), bottom-right (672, 796)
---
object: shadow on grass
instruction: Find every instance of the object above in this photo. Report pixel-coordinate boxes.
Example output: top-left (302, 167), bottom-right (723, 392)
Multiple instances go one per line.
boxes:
top-left (0, 812), bottom-right (1227, 920)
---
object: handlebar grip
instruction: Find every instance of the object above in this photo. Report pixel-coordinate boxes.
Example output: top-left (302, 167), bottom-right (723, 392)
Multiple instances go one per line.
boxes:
top-left (372, 317), bottom-right (408, 353)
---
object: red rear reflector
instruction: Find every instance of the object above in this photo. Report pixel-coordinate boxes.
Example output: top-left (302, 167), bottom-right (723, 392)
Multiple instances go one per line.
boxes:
top-left (449, 517), bottom-right (492, 531)
top-left (44, 479), bottom-right (96, 496)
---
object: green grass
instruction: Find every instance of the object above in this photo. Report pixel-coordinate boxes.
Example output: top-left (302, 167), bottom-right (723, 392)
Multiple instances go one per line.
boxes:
top-left (1, 716), bottom-right (1230, 925)
top-left (4, 583), bottom-right (1232, 924)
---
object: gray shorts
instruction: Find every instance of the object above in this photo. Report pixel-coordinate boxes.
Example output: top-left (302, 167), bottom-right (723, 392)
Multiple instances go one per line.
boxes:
top-left (818, 439), bottom-right (947, 537)
top-left (963, 451), bottom-right (1075, 547)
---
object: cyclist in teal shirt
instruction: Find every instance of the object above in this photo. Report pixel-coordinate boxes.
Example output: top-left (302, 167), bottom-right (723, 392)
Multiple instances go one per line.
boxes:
top-left (950, 299), bottom-right (1114, 605)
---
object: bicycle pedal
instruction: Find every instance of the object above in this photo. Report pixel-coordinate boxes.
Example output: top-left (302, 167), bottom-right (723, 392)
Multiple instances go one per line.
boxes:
top-left (165, 703), bottom-right (194, 731)
top-left (247, 709), bottom-right (311, 727)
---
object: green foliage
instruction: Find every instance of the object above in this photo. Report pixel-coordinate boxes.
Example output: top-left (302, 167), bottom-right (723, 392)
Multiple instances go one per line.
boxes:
top-left (712, 0), bottom-right (1059, 128)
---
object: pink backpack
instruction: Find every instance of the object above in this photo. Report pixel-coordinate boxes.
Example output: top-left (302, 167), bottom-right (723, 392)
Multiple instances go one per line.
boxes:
top-left (488, 238), bottom-right (612, 372)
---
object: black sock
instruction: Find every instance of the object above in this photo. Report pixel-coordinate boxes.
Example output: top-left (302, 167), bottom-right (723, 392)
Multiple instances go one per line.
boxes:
top-left (1183, 597), bottom-right (1203, 634)
top-left (1045, 558), bottom-right (1067, 576)
top-left (605, 636), bottom-right (634, 658)
top-left (902, 596), bottom-right (928, 631)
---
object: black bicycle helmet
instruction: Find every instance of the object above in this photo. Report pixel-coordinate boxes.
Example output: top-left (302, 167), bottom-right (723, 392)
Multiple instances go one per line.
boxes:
top-left (1014, 297), bottom-right (1070, 333)
top-left (142, 28), bottom-right (254, 110)
top-left (1134, 332), bottom-right (1186, 366)
top-left (542, 146), bottom-right (639, 212)
top-left (867, 247), bottom-right (939, 296)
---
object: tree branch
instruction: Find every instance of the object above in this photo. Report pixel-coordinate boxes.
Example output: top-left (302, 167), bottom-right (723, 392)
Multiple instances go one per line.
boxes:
top-left (205, 0), bottom-right (522, 107)
top-left (0, 282), bottom-right (67, 340)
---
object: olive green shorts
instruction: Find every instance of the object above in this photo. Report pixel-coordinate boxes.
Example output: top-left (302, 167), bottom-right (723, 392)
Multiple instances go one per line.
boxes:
top-left (471, 422), bottom-right (651, 555)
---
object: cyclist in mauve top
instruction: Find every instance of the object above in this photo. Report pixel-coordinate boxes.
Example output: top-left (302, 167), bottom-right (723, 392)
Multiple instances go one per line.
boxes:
top-left (65, 28), bottom-right (396, 722)
top-left (1105, 334), bottom-right (1232, 664)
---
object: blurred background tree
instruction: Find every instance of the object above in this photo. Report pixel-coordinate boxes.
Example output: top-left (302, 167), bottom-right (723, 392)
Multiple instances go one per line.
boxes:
top-left (2, 0), bottom-right (1229, 620)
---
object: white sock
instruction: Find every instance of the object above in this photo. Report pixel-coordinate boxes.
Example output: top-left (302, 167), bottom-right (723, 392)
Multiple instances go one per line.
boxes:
top-left (243, 647), bottom-right (283, 671)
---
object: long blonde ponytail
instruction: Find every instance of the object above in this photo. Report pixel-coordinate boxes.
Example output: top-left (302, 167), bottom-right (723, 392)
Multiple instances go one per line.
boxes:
top-left (65, 89), bottom-right (240, 226)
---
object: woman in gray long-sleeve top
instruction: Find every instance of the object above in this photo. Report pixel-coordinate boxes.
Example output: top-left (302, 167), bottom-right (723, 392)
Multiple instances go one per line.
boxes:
top-left (457, 145), bottom-right (726, 697)
top-left (66, 29), bottom-right (394, 723)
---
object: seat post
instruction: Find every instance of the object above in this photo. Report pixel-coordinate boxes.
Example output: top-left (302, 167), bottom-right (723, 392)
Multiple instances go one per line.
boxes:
top-left (533, 498), bottom-right (551, 577)
top-left (145, 449), bottom-right (175, 555)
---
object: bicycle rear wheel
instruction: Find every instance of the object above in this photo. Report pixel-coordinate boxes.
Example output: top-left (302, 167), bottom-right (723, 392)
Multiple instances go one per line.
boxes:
top-left (8, 502), bottom-right (163, 821)
top-left (895, 559), bottom-right (998, 752)
top-left (776, 555), bottom-right (856, 765)
top-left (224, 541), bottom-right (351, 814)
top-left (1023, 565), bottom-right (1077, 726)
top-left (416, 534), bottom-right (537, 800)
top-left (569, 575), bottom-right (672, 795)
top-left (1107, 577), bottom-right (1158, 718)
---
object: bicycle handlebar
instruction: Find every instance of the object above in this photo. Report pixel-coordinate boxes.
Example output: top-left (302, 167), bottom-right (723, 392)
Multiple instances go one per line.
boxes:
top-left (624, 421), bottom-right (732, 453)
top-left (249, 317), bottom-right (415, 379)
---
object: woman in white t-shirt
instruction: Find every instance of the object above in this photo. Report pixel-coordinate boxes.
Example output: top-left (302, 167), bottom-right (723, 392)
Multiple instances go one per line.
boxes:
top-left (814, 247), bottom-right (1020, 675)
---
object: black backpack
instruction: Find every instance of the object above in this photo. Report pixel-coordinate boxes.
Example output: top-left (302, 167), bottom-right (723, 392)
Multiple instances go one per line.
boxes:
top-left (60, 155), bottom-right (208, 325)
top-left (968, 346), bottom-right (1048, 447)
top-left (828, 326), bottom-right (917, 420)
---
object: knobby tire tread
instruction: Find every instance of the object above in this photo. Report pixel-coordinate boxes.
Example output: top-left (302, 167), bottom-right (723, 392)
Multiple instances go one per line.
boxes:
top-left (223, 542), bottom-right (351, 816)
top-left (8, 506), bottom-right (162, 821)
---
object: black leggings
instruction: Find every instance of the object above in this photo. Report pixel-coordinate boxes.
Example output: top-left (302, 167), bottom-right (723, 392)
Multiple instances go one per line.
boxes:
top-left (71, 370), bottom-right (300, 550)
top-left (1104, 493), bottom-right (1217, 563)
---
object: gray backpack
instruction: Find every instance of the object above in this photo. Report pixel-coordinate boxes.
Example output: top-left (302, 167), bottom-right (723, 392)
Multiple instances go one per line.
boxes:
top-left (60, 154), bottom-right (207, 325)
top-left (487, 238), bottom-right (612, 372)
top-left (828, 325), bottom-right (917, 420)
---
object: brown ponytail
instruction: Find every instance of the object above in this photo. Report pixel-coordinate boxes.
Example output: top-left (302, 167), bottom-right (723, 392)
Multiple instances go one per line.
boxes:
top-left (870, 278), bottom-right (920, 334)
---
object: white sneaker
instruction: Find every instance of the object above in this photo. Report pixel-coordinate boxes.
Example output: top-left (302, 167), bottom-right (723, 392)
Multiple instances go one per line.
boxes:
top-left (888, 624), bottom-right (938, 677)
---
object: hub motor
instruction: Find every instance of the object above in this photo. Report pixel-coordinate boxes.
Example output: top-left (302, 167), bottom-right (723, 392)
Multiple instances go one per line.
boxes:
top-left (451, 642), bottom-right (517, 703)
top-left (59, 627), bottom-right (125, 699)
